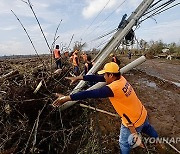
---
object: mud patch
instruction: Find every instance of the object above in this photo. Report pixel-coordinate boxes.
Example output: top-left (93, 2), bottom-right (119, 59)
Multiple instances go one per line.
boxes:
top-left (138, 78), bottom-right (158, 89)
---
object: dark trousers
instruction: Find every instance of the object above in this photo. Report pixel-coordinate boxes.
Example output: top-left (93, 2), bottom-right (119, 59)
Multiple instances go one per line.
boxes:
top-left (74, 66), bottom-right (80, 76)
top-left (55, 58), bottom-right (62, 69)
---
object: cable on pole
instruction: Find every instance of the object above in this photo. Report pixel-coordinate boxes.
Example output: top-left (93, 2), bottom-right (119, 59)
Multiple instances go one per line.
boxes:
top-left (143, 0), bottom-right (175, 16)
top-left (149, 2), bottom-right (180, 17)
top-left (140, 1), bottom-right (179, 23)
top-left (148, 0), bottom-right (163, 10)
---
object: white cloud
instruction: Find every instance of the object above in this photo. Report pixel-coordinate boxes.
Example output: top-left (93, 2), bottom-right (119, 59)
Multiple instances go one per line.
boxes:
top-left (128, 0), bottom-right (142, 8)
top-left (0, 0), bottom-right (60, 22)
top-left (81, 0), bottom-right (143, 19)
top-left (0, 1), bottom-right (31, 17)
top-left (0, 25), bottom-right (17, 31)
top-left (82, 0), bottom-right (117, 19)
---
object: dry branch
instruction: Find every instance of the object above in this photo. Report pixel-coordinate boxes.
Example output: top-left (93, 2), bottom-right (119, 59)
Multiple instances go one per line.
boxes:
top-left (31, 110), bottom-right (41, 153)
top-left (79, 103), bottom-right (119, 117)
top-left (0, 70), bottom-right (19, 80)
top-left (33, 80), bottom-right (43, 94)
top-left (164, 139), bottom-right (180, 154)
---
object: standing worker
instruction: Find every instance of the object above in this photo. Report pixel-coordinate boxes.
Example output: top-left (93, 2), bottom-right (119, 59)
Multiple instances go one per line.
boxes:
top-left (53, 45), bottom-right (62, 69)
top-left (128, 50), bottom-right (132, 59)
top-left (69, 52), bottom-right (74, 63)
top-left (64, 51), bottom-right (69, 58)
top-left (84, 55), bottom-right (93, 75)
top-left (111, 53), bottom-right (121, 66)
top-left (52, 62), bottom-right (160, 154)
top-left (81, 52), bottom-right (87, 63)
top-left (73, 50), bottom-right (80, 76)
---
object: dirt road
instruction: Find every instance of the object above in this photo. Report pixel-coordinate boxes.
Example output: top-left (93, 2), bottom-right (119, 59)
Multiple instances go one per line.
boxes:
top-left (136, 58), bottom-right (180, 85)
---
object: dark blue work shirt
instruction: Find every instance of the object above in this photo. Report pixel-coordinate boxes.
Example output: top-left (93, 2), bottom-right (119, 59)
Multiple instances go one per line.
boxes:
top-left (70, 75), bottom-right (114, 100)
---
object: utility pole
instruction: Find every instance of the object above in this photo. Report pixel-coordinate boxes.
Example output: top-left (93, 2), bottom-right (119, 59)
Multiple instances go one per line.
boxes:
top-left (60, 0), bottom-right (154, 111)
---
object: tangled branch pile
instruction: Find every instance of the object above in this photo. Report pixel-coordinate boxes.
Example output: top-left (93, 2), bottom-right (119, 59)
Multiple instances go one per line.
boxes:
top-left (0, 55), bottom-right (120, 154)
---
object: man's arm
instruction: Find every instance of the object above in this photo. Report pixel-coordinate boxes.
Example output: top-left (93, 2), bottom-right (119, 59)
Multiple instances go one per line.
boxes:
top-left (65, 74), bottom-right (105, 85)
top-left (70, 85), bottom-right (113, 100)
top-left (58, 50), bottom-right (61, 57)
top-left (52, 86), bottom-right (114, 107)
top-left (83, 75), bottom-right (105, 82)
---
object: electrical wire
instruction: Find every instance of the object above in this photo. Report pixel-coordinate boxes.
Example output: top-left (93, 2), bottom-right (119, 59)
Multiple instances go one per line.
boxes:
top-left (83, 0), bottom-right (127, 42)
top-left (140, 1), bottom-right (179, 23)
top-left (95, 34), bottom-right (113, 49)
top-left (85, 19), bottom-right (119, 45)
top-left (143, 0), bottom-right (175, 16)
top-left (80, 0), bottom-right (112, 39)
top-left (90, 28), bottom-right (117, 42)
top-left (89, 0), bottom-right (176, 47)
top-left (148, 0), bottom-right (163, 10)
top-left (87, 0), bottom-right (178, 55)
top-left (96, 0), bottom-right (178, 52)
top-left (149, 2), bottom-right (180, 17)
top-left (82, 0), bottom-right (127, 51)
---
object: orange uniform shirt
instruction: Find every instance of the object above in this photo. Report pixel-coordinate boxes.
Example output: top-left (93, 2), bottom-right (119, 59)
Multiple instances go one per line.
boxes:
top-left (107, 76), bottom-right (147, 128)
top-left (54, 49), bottom-right (61, 58)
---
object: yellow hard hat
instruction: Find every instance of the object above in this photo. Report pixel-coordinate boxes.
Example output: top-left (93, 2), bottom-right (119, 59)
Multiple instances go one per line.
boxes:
top-left (98, 62), bottom-right (119, 74)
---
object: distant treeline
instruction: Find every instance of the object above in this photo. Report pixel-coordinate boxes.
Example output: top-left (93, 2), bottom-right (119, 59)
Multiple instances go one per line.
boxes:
top-left (0, 54), bottom-right (50, 60)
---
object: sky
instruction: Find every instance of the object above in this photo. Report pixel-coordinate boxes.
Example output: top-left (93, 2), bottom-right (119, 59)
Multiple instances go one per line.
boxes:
top-left (0, 0), bottom-right (180, 56)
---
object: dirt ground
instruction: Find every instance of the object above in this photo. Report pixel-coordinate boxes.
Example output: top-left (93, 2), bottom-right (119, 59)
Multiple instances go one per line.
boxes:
top-left (0, 55), bottom-right (179, 154)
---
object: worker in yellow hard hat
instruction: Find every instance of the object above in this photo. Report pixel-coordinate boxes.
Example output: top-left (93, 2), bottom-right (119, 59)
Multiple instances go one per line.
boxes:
top-left (52, 62), bottom-right (159, 154)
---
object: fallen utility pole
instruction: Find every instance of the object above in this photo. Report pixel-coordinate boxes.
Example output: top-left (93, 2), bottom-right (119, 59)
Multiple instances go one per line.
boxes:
top-left (59, 0), bottom-right (154, 111)
top-left (71, 0), bottom-right (154, 94)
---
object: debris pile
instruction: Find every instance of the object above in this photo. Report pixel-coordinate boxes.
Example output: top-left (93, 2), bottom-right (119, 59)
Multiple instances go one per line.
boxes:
top-left (0, 55), bottom-right (120, 154)
top-left (0, 55), bottom-right (179, 154)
